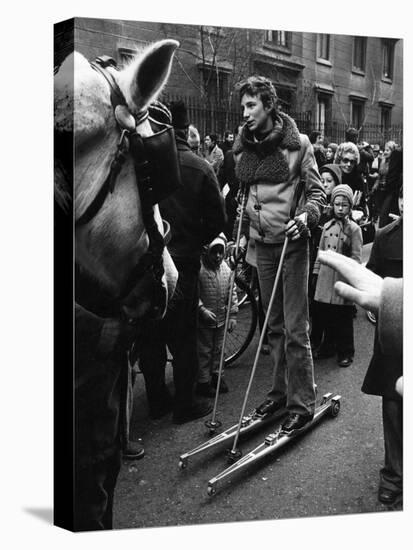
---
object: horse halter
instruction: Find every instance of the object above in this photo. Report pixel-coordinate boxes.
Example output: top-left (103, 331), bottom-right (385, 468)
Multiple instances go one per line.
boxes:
top-left (76, 55), bottom-right (181, 322)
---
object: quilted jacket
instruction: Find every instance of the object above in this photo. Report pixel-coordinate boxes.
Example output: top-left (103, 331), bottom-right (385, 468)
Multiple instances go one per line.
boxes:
top-left (198, 260), bottom-right (238, 327)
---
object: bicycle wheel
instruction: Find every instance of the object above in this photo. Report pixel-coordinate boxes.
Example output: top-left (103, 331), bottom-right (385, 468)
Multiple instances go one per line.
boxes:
top-left (234, 259), bottom-right (253, 307)
top-left (224, 276), bottom-right (258, 367)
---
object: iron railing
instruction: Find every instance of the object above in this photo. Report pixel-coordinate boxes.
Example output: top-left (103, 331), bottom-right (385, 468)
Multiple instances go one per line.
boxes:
top-left (161, 93), bottom-right (403, 147)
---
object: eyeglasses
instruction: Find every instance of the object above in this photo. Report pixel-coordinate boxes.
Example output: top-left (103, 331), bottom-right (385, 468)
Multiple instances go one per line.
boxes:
top-left (341, 158), bottom-right (357, 165)
top-left (333, 202), bottom-right (350, 208)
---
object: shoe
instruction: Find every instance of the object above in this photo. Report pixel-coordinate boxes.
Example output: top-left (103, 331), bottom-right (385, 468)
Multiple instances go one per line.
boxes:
top-left (196, 382), bottom-right (216, 398)
top-left (123, 440), bottom-right (145, 460)
top-left (281, 413), bottom-right (313, 432)
top-left (211, 374), bottom-right (229, 393)
top-left (378, 487), bottom-right (400, 505)
top-left (338, 356), bottom-right (353, 368)
top-left (173, 400), bottom-right (213, 424)
top-left (255, 398), bottom-right (286, 416)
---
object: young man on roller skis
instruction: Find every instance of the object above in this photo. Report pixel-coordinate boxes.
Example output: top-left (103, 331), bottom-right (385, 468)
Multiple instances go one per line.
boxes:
top-left (233, 76), bottom-right (326, 432)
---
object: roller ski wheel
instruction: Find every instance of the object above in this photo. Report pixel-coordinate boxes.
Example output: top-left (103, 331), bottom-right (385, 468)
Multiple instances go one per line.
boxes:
top-left (330, 398), bottom-right (341, 417)
top-left (207, 484), bottom-right (217, 497)
top-left (178, 458), bottom-right (188, 470)
top-left (206, 392), bottom-right (342, 494)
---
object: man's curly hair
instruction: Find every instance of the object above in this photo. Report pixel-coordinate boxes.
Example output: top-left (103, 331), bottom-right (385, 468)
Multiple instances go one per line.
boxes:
top-left (236, 76), bottom-right (278, 111)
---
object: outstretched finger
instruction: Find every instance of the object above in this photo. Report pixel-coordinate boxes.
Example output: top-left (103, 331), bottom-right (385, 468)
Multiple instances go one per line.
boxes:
top-left (318, 250), bottom-right (363, 284)
top-left (334, 281), bottom-right (376, 312)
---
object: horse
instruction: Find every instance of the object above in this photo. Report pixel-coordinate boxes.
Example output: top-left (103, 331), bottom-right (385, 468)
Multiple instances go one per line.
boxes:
top-left (54, 39), bottom-right (181, 531)
top-left (55, 39), bottom-right (180, 321)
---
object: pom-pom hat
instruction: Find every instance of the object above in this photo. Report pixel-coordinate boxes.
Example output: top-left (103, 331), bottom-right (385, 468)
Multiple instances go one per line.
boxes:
top-left (331, 184), bottom-right (354, 207)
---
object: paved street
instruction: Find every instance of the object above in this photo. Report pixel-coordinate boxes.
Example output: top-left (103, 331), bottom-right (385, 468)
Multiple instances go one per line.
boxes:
top-left (114, 245), bottom-right (402, 529)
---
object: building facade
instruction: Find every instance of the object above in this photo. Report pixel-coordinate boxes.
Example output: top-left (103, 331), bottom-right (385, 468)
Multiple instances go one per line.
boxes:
top-left (55, 17), bottom-right (403, 145)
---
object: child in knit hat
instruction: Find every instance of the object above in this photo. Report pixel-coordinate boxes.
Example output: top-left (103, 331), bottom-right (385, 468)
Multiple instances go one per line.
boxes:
top-left (311, 184), bottom-right (363, 367)
top-left (196, 234), bottom-right (238, 397)
top-left (309, 164), bottom-right (342, 349)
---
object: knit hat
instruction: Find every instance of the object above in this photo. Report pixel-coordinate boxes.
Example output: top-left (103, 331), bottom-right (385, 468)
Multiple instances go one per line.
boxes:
top-left (331, 184), bottom-right (354, 207)
top-left (169, 100), bottom-right (190, 129)
top-left (208, 233), bottom-right (227, 252)
top-left (320, 163), bottom-right (342, 186)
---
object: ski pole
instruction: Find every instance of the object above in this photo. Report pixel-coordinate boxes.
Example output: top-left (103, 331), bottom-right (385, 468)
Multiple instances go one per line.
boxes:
top-left (227, 180), bottom-right (306, 461)
top-left (205, 183), bottom-right (249, 434)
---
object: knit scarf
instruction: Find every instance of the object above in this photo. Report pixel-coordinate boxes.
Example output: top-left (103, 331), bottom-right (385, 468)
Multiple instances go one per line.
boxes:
top-left (233, 111), bottom-right (301, 185)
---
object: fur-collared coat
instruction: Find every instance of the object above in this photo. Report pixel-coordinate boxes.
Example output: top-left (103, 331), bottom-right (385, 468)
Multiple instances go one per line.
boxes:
top-left (313, 216), bottom-right (363, 305)
top-left (233, 112), bottom-right (325, 244)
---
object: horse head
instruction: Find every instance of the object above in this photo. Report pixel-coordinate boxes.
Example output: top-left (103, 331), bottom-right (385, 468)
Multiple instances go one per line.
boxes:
top-left (55, 40), bottom-right (180, 322)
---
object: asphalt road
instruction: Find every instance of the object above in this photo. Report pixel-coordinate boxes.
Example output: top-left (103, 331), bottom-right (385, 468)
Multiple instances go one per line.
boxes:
top-left (114, 244), bottom-right (402, 530)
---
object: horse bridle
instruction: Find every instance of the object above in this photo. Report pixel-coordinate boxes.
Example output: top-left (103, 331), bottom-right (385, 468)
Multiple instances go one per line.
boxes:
top-left (76, 55), bottom-right (178, 323)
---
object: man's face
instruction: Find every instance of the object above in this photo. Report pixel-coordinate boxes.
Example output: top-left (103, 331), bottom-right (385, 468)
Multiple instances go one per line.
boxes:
top-left (316, 134), bottom-right (324, 145)
top-left (340, 152), bottom-right (357, 174)
top-left (204, 136), bottom-right (212, 149)
top-left (241, 93), bottom-right (273, 134)
top-left (226, 133), bottom-right (234, 144)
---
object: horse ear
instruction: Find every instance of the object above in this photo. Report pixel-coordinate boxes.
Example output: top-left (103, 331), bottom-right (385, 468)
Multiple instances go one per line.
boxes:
top-left (123, 39), bottom-right (179, 113)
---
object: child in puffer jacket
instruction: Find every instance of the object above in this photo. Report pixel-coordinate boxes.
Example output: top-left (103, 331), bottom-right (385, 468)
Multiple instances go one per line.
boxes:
top-left (312, 184), bottom-right (363, 367)
top-left (196, 234), bottom-right (238, 397)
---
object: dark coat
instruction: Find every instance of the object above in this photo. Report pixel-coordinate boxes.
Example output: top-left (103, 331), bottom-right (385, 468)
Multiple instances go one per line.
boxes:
top-left (159, 134), bottom-right (226, 267)
top-left (361, 218), bottom-right (403, 398)
top-left (75, 300), bottom-right (129, 468)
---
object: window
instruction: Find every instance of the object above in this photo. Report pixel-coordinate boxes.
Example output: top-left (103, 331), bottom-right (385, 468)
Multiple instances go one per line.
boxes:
top-left (264, 30), bottom-right (290, 49)
top-left (353, 37), bottom-right (367, 72)
top-left (383, 40), bottom-right (395, 80)
top-left (381, 106), bottom-right (392, 130)
top-left (317, 94), bottom-right (332, 132)
top-left (276, 87), bottom-right (293, 113)
top-left (351, 100), bottom-right (365, 129)
top-left (317, 34), bottom-right (330, 61)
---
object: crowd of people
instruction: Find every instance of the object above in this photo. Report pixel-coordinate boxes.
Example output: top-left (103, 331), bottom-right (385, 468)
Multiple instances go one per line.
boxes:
top-left (137, 85), bottom-right (403, 502)
top-left (78, 76), bottom-right (403, 530)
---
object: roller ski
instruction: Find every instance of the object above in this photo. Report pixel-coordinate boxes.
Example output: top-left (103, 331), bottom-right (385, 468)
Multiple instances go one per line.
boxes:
top-left (178, 403), bottom-right (288, 469)
top-left (207, 393), bottom-right (341, 496)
